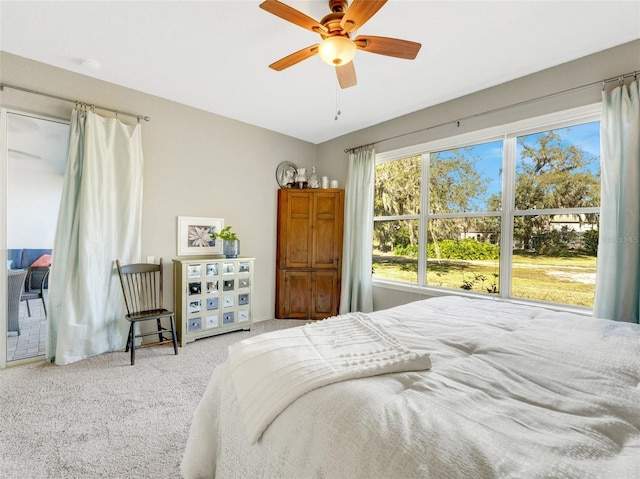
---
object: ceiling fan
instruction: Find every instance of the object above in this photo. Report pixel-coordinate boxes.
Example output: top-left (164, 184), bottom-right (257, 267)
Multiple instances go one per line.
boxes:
top-left (259, 0), bottom-right (421, 89)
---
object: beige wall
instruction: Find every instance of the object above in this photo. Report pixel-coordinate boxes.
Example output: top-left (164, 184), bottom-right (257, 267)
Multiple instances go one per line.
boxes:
top-left (2, 40), bottom-right (639, 319)
top-left (1, 51), bottom-right (318, 322)
top-left (316, 39), bottom-right (640, 311)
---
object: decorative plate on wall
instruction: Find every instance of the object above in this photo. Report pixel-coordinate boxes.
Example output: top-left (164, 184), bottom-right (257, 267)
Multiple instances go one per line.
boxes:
top-left (276, 161), bottom-right (297, 188)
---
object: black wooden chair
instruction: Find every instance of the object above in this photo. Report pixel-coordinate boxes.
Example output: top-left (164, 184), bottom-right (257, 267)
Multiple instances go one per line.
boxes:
top-left (115, 258), bottom-right (178, 365)
top-left (22, 266), bottom-right (50, 317)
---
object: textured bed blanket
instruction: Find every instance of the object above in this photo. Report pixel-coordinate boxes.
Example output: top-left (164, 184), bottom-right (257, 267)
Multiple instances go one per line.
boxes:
top-left (228, 312), bottom-right (431, 443)
top-left (182, 296), bottom-right (640, 479)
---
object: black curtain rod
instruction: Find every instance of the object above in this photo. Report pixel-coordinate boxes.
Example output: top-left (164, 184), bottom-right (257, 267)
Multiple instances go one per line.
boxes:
top-left (0, 83), bottom-right (150, 122)
top-left (344, 69), bottom-right (639, 154)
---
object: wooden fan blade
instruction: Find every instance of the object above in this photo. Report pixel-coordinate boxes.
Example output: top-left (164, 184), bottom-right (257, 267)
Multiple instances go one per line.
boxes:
top-left (260, 0), bottom-right (328, 35)
top-left (354, 35), bottom-right (421, 59)
top-left (336, 62), bottom-right (357, 89)
top-left (269, 44), bottom-right (319, 71)
top-left (340, 0), bottom-right (388, 33)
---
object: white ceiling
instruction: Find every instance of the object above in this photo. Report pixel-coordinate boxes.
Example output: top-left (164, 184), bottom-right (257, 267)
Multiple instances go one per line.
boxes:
top-left (1, 1), bottom-right (639, 144)
top-left (7, 113), bottom-right (69, 175)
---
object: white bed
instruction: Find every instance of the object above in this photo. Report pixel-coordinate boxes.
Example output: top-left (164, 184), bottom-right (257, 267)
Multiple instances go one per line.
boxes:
top-left (181, 296), bottom-right (640, 479)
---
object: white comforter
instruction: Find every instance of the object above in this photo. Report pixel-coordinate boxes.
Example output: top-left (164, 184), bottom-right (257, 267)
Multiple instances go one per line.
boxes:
top-left (181, 296), bottom-right (640, 479)
top-left (228, 312), bottom-right (432, 444)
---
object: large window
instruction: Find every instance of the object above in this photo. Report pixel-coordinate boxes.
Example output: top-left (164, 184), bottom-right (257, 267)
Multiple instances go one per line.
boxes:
top-left (373, 107), bottom-right (601, 308)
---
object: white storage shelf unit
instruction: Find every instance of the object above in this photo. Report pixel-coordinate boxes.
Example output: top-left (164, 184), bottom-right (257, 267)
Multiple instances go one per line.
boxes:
top-left (173, 256), bottom-right (254, 347)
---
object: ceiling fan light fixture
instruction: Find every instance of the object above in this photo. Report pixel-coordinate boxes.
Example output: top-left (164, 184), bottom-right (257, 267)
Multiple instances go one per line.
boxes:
top-left (318, 36), bottom-right (356, 66)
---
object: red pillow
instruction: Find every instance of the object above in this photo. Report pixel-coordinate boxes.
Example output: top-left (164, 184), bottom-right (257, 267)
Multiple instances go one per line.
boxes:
top-left (31, 254), bottom-right (52, 267)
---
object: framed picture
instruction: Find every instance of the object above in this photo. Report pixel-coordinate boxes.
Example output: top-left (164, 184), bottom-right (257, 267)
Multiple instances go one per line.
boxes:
top-left (177, 216), bottom-right (224, 256)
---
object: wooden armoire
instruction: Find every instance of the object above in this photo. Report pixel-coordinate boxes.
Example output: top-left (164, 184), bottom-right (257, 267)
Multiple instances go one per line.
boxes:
top-left (275, 188), bottom-right (345, 319)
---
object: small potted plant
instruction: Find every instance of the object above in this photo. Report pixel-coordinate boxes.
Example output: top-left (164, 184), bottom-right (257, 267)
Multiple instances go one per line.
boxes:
top-left (213, 225), bottom-right (240, 258)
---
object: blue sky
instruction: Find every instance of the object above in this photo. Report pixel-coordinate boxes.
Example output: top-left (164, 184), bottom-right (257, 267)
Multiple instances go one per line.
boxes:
top-left (443, 120), bottom-right (601, 209)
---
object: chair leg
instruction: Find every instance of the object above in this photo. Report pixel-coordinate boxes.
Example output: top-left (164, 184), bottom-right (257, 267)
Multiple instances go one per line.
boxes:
top-left (125, 323), bottom-right (133, 352)
top-left (25, 300), bottom-right (31, 317)
top-left (157, 318), bottom-right (164, 343)
top-left (41, 297), bottom-right (47, 317)
top-left (130, 324), bottom-right (136, 366)
top-left (126, 322), bottom-right (136, 365)
top-left (170, 315), bottom-right (178, 355)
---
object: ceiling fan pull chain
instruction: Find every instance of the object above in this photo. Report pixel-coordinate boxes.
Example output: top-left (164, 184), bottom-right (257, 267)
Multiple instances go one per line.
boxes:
top-left (335, 83), bottom-right (342, 121)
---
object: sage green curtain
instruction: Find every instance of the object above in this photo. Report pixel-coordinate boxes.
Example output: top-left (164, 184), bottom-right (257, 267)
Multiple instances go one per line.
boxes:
top-left (47, 109), bottom-right (143, 364)
top-left (340, 146), bottom-right (375, 314)
top-left (594, 80), bottom-right (640, 323)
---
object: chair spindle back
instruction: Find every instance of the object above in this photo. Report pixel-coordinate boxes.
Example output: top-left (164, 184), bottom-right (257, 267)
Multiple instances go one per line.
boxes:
top-left (116, 259), bottom-right (164, 315)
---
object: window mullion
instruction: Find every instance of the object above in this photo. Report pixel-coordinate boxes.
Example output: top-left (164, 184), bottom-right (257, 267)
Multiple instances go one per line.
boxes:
top-left (418, 152), bottom-right (429, 287)
top-left (500, 136), bottom-right (517, 299)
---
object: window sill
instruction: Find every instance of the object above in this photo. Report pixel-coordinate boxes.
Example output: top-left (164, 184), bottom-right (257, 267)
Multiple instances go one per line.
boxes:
top-left (372, 279), bottom-right (594, 317)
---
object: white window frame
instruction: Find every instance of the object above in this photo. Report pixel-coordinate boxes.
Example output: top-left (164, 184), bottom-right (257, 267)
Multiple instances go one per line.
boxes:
top-left (373, 103), bottom-right (602, 311)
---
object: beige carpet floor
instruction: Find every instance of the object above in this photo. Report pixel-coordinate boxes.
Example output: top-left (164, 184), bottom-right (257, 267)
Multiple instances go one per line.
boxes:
top-left (0, 319), bottom-right (304, 478)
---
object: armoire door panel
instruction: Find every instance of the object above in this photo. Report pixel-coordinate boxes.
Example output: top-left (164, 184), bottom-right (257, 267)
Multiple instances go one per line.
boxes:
top-left (312, 192), bottom-right (343, 268)
top-left (283, 192), bottom-right (312, 268)
top-left (289, 193), bottom-right (312, 217)
top-left (283, 271), bottom-right (312, 319)
top-left (314, 193), bottom-right (338, 218)
top-left (288, 217), bottom-right (311, 266)
top-left (311, 271), bottom-right (338, 319)
top-left (313, 218), bottom-right (337, 267)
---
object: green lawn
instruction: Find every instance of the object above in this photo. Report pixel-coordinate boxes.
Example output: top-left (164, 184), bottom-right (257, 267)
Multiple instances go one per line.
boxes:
top-left (372, 250), bottom-right (596, 307)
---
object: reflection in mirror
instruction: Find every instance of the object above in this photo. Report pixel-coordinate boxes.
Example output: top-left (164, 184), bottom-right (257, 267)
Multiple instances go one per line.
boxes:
top-left (5, 112), bottom-right (69, 363)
